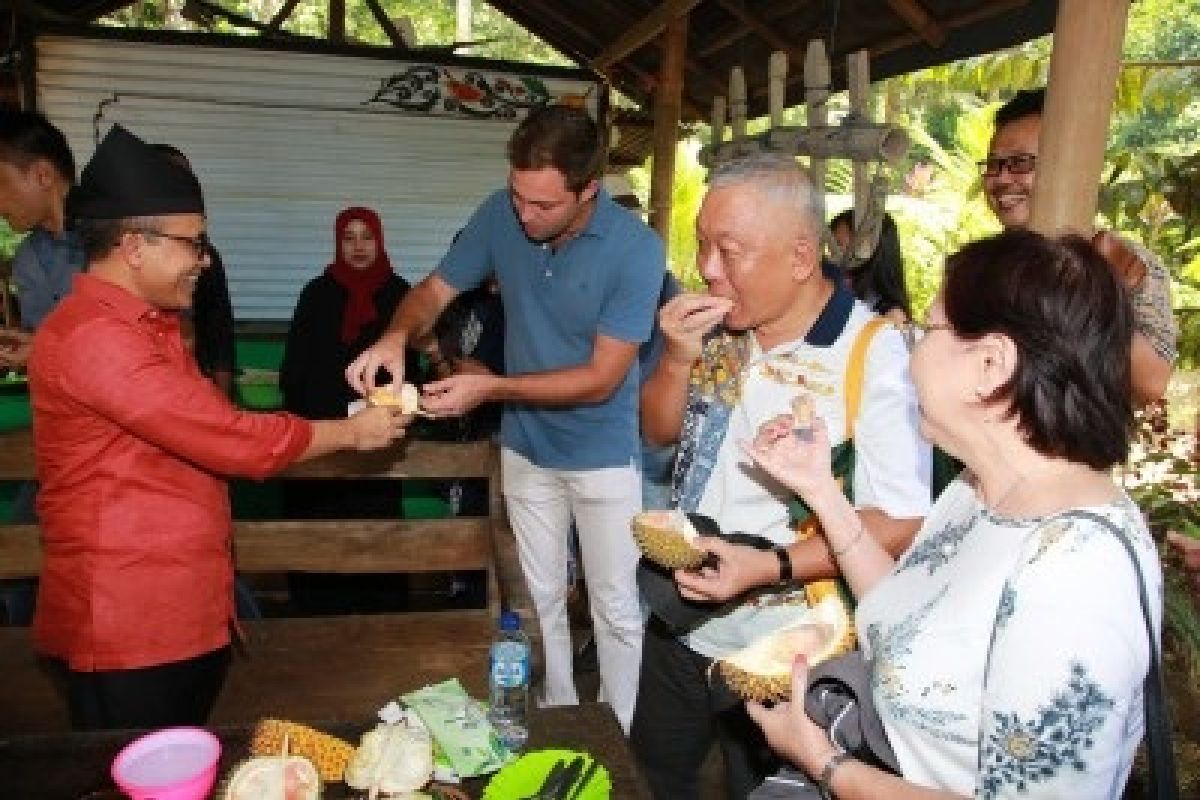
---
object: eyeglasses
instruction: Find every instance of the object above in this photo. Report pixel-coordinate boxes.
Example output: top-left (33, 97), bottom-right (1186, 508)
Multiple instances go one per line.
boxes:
top-left (899, 319), bottom-right (953, 345)
top-left (131, 229), bottom-right (212, 260)
top-left (977, 153), bottom-right (1037, 178)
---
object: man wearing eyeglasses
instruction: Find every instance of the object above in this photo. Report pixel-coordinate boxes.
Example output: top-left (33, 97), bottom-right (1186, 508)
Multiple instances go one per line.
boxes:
top-left (982, 88), bottom-right (1176, 404)
top-left (26, 125), bottom-right (411, 730)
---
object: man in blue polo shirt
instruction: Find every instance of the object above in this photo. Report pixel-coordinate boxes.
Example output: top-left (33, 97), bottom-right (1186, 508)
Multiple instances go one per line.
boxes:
top-left (347, 105), bottom-right (665, 732)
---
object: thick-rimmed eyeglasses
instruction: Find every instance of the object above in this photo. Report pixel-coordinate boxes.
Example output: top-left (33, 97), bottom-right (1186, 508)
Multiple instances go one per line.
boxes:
top-left (899, 319), bottom-right (953, 346)
top-left (131, 229), bottom-right (212, 260)
top-left (977, 153), bottom-right (1037, 178)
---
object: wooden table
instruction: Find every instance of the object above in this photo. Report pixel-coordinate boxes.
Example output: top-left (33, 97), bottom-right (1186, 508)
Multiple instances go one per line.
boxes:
top-left (0, 702), bottom-right (651, 798)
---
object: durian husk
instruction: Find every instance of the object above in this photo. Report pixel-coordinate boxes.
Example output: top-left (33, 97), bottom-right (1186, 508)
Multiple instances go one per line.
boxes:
top-left (717, 591), bottom-right (855, 703)
top-left (631, 509), bottom-right (707, 570)
top-left (250, 718), bottom-right (354, 782)
top-left (220, 754), bottom-right (321, 800)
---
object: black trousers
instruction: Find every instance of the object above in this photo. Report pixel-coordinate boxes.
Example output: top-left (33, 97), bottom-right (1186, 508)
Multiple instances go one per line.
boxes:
top-left (630, 617), bottom-right (777, 799)
top-left (52, 645), bottom-right (231, 731)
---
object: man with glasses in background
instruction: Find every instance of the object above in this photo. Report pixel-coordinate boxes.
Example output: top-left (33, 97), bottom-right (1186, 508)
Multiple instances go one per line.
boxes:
top-left (981, 88), bottom-right (1176, 404)
top-left (28, 125), bottom-right (410, 729)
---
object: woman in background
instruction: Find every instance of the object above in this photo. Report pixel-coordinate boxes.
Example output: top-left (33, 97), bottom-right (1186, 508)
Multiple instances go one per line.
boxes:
top-left (830, 209), bottom-right (910, 325)
top-left (280, 207), bottom-right (420, 612)
top-left (281, 206), bottom-right (417, 422)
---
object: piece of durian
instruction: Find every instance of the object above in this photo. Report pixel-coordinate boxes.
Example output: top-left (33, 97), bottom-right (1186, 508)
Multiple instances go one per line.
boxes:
top-left (631, 509), bottom-right (708, 570)
top-left (344, 720), bottom-right (435, 798)
top-left (367, 382), bottom-right (422, 415)
top-left (221, 754), bottom-right (321, 800)
top-left (717, 592), bottom-right (855, 703)
top-left (250, 719), bottom-right (354, 783)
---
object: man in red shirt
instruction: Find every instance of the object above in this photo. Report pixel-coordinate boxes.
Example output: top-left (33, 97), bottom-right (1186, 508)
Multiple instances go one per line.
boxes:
top-left (28, 124), bottom-right (410, 730)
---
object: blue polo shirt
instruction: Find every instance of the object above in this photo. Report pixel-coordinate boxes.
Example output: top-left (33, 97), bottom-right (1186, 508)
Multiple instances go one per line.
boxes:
top-left (438, 187), bottom-right (665, 469)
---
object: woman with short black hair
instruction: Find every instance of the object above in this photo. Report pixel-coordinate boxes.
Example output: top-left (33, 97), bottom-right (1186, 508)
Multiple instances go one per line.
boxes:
top-left (743, 229), bottom-right (1160, 799)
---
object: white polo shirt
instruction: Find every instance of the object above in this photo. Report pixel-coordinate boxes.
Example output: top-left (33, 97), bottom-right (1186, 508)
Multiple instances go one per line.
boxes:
top-left (686, 295), bottom-right (932, 659)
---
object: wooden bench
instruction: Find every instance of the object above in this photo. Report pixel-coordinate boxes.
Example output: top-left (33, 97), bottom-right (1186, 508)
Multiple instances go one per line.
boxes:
top-left (0, 428), bottom-right (536, 734)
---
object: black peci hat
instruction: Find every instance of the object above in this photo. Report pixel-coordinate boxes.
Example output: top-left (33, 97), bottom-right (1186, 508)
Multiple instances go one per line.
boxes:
top-left (68, 124), bottom-right (203, 219)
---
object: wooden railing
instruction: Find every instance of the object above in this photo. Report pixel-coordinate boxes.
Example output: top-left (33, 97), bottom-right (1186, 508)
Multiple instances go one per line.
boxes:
top-left (0, 428), bottom-right (537, 734)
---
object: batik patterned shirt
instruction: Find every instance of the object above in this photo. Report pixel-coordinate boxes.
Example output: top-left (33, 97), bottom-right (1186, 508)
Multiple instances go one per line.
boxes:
top-left (856, 477), bottom-right (1162, 798)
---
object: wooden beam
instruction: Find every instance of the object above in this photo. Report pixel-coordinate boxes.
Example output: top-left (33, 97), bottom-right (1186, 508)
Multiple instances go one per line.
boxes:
top-left (363, 0), bottom-right (406, 48)
top-left (1029, 0), bottom-right (1131, 233)
top-left (591, 0), bottom-right (705, 71)
top-left (698, 2), bottom-right (804, 58)
top-left (650, 14), bottom-right (688, 239)
top-left (885, 0), bottom-right (947, 48)
top-left (0, 519), bottom-right (493, 578)
top-left (0, 429), bottom-right (497, 481)
top-left (266, 0), bottom-right (303, 32)
top-left (713, 0), bottom-right (804, 66)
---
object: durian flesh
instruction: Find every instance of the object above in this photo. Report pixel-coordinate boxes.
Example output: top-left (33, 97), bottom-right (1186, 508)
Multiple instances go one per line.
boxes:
top-left (718, 592), bottom-right (855, 703)
top-left (631, 509), bottom-right (707, 569)
top-left (222, 755), bottom-right (321, 800)
top-left (344, 721), bottom-right (434, 797)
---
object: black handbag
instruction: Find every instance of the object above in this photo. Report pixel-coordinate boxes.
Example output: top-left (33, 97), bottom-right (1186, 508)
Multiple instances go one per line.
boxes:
top-left (746, 650), bottom-right (899, 799)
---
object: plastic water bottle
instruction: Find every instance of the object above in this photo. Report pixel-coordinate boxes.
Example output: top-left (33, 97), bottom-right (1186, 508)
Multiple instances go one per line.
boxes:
top-left (488, 610), bottom-right (531, 752)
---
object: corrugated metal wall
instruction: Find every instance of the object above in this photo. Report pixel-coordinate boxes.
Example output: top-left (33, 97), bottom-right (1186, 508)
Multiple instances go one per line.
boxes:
top-left (36, 34), bottom-right (597, 320)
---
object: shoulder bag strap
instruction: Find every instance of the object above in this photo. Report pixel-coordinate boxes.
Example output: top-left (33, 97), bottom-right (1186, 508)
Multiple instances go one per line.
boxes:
top-left (1067, 509), bottom-right (1177, 800)
top-left (843, 317), bottom-right (887, 438)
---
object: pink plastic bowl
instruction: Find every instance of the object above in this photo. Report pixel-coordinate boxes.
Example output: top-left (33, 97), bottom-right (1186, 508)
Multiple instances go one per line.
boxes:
top-left (111, 727), bottom-right (221, 800)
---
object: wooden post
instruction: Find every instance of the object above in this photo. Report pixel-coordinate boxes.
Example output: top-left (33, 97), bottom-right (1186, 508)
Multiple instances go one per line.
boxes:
top-left (710, 95), bottom-right (727, 148)
top-left (768, 51), bottom-right (788, 128)
top-left (1029, 0), bottom-right (1131, 234)
top-left (846, 50), bottom-right (871, 233)
top-left (328, 0), bottom-right (346, 43)
top-left (729, 67), bottom-right (747, 142)
top-left (650, 15), bottom-right (688, 240)
top-left (805, 40), bottom-right (831, 229)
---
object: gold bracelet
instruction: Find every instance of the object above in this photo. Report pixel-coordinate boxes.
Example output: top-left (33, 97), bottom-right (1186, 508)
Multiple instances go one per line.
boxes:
top-left (830, 522), bottom-right (866, 558)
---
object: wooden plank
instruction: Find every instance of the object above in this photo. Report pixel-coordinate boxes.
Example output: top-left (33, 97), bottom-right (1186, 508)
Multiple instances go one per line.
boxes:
top-left (885, 0), bottom-right (948, 48)
top-left (0, 428), bottom-right (33, 480)
top-left (0, 518), bottom-right (492, 578)
top-left (281, 439), bottom-right (495, 479)
top-left (234, 518), bottom-right (492, 573)
top-left (0, 430), bottom-right (494, 481)
top-left (0, 523), bottom-right (39, 578)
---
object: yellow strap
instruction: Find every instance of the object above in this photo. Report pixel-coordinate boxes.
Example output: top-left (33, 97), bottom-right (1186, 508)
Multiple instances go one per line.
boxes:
top-left (843, 317), bottom-right (887, 439)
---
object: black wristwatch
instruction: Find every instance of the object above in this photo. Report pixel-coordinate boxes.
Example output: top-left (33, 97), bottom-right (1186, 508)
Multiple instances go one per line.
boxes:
top-left (773, 545), bottom-right (793, 583)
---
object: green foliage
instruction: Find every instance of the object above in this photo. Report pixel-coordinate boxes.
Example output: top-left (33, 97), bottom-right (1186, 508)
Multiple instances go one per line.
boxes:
top-left (0, 224), bottom-right (23, 262)
top-left (103, 0), bottom-right (570, 65)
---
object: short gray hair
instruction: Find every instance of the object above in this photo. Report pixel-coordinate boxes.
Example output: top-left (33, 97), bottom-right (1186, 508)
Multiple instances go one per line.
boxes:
top-left (707, 152), bottom-right (821, 235)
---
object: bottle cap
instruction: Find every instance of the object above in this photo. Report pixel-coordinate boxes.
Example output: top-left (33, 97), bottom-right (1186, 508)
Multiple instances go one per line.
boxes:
top-left (500, 610), bottom-right (521, 631)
